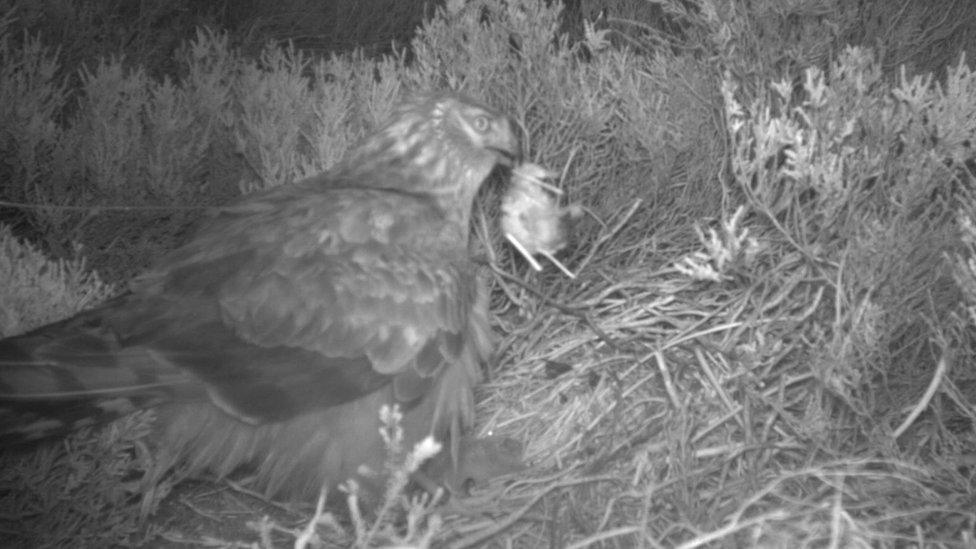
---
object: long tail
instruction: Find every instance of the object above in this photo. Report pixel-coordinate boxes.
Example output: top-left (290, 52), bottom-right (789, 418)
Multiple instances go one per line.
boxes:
top-left (0, 298), bottom-right (192, 445)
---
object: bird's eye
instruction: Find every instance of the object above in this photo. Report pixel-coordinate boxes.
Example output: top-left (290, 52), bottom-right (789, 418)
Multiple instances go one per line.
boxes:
top-left (472, 115), bottom-right (492, 133)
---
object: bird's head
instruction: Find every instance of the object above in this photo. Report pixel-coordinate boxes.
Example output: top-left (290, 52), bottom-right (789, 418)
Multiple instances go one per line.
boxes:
top-left (341, 92), bottom-right (521, 200)
top-left (433, 95), bottom-right (521, 168)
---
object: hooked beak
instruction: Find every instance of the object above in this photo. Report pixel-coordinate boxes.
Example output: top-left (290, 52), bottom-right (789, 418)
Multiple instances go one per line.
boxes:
top-left (491, 116), bottom-right (522, 167)
top-left (493, 147), bottom-right (520, 167)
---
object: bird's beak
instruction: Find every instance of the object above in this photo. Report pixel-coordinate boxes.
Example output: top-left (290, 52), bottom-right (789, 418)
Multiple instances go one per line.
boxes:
top-left (492, 117), bottom-right (522, 167)
top-left (494, 147), bottom-right (520, 167)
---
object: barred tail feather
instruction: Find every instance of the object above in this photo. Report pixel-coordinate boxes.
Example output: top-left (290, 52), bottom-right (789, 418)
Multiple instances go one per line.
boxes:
top-left (0, 305), bottom-right (192, 445)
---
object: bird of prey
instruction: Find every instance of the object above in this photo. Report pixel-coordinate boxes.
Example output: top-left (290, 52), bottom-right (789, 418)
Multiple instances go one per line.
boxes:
top-left (0, 92), bottom-right (519, 501)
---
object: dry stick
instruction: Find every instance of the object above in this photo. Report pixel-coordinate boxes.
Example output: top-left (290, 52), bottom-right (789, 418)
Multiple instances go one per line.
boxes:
top-left (488, 266), bottom-right (634, 473)
top-left (675, 510), bottom-right (792, 549)
top-left (541, 249), bottom-right (577, 278)
top-left (892, 351), bottom-right (949, 440)
top-left (505, 232), bottom-right (545, 272)
top-left (556, 146), bottom-right (579, 186)
top-left (694, 347), bottom-right (745, 430)
top-left (224, 479), bottom-right (298, 514)
top-left (740, 185), bottom-right (827, 268)
top-left (293, 487), bottom-right (329, 549)
top-left (257, 516), bottom-right (282, 549)
top-left (574, 199), bottom-right (643, 273)
top-left (446, 476), bottom-right (620, 549)
top-left (583, 421), bottom-right (665, 478)
top-left (654, 350), bottom-right (682, 410)
top-left (564, 526), bottom-right (645, 549)
top-left (940, 375), bottom-right (976, 424)
top-left (489, 266), bottom-right (622, 353)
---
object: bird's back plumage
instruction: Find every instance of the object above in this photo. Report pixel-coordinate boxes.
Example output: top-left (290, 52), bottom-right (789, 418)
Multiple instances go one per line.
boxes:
top-left (0, 92), bottom-right (516, 500)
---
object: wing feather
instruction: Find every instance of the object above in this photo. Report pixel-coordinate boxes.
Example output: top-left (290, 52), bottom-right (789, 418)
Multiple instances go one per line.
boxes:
top-left (125, 181), bottom-right (481, 421)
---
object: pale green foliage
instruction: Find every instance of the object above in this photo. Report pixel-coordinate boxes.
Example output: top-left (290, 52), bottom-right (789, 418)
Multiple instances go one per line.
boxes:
top-left (0, 13), bottom-right (69, 207)
top-left (724, 46), bottom-right (973, 418)
top-left (353, 405), bottom-right (443, 549)
top-left (233, 43), bottom-right (318, 192)
top-left (71, 58), bottom-right (152, 191)
top-left (231, 0), bottom-right (429, 59)
top-left (712, 0), bottom-right (838, 76)
top-left (727, 47), bottom-right (939, 244)
top-left (234, 46), bottom-right (402, 191)
top-left (291, 406), bottom-right (444, 549)
top-left (0, 224), bottom-right (114, 336)
top-left (837, 0), bottom-right (976, 76)
top-left (0, 409), bottom-right (161, 547)
top-left (0, 17), bottom-right (389, 205)
top-left (140, 32), bottom-right (234, 197)
top-left (298, 53), bottom-right (402, 179)
top-left (62, 30), bottom-right (236, 199)
top-left (910, 57), bottom-right (976, 166)
top-left (675, 206), bottom-right (761, 282)
top-left (953, 215), bottom-right (976, 328)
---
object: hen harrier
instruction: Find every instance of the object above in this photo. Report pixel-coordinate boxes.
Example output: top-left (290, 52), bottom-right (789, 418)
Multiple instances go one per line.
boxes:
top-left (0, 92), bottom-right (518, 500)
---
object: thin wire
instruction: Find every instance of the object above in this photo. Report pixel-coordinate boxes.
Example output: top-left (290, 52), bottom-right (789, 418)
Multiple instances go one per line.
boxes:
top-left (0, 199), bottom-right (212, 213)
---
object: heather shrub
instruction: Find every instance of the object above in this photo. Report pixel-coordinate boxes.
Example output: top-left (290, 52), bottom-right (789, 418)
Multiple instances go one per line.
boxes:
top-left (0, 13), bottom-right (70, 238)
top-left (724, 47), bottom-right (974, 425)
top-left (0, 224), bottom-right (113, 336)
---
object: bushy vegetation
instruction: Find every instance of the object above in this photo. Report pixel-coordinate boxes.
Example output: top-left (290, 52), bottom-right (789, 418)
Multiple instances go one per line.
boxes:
top-left (1, 0), bottom-right (975, 546)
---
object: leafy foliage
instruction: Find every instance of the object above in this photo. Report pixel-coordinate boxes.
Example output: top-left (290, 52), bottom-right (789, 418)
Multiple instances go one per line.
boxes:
top-left (0, 225), bottom-right (113, 336)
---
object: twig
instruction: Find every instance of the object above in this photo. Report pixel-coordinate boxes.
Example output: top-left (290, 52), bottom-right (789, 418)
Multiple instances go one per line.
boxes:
top-left (505, 232), bottom-right (544, 271)
top-left (293, 487), bottom-right (332, 549)
top-left (893, 351), bottom-right (949, 439)
top-left (541, 250), bottom-right (577, 279)
top-left (447, 476), bottom-right (619, 549)
top-left (574, 199), bottom-right (643, 272)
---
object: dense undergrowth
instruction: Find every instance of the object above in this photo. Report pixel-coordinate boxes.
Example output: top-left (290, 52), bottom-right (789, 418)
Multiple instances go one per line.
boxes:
top-left (1, 0), bottom-right (975, 546)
